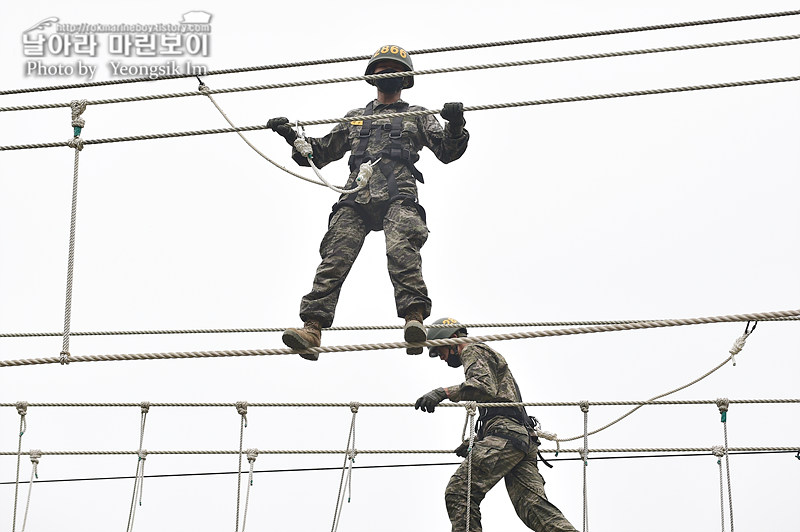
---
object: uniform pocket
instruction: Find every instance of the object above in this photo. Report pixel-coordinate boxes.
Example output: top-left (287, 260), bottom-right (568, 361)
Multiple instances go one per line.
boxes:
top-left (469, 436), bottom-right (509, 475)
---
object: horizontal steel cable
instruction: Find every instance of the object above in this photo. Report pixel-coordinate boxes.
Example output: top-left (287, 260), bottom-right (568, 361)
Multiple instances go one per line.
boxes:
top-left (2, 9), bottom-right (797, 96)
top-left (0, 309), bottom-right (797, 367)
top-left (0, 399), bottom-right (796, 408)
top-left (0, 446), bottom-right (796, 456)
top-left (2, 34), bottom-right (798, 113)
top-left (2, 75), bottom-right (798, 151)
top-left (2, 316), bottom-right (797, 339)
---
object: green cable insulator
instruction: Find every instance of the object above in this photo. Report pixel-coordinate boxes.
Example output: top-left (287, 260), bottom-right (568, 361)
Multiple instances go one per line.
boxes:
top-left (721, 412), bottom-right (727, 422)
top-left (73, 127), bottom-right (82, 136)
top-left (555, 451), bottom-right (559, 457)
top-left (717, 459), bottom-right (721, 465)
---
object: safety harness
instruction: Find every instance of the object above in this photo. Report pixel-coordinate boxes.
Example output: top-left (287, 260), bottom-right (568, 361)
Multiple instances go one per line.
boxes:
top-left (331, 100), bottom-right (427, 231)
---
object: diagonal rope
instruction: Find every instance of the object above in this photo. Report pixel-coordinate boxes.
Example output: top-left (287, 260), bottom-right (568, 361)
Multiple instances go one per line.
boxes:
top-left (11, 402), bottom-right (28, 532)
top-left (240, 449), bottom-right (258, 532)
top-left (126, 402), bottom-right (150, 532)
top-left (331, 403), bottom-right (359, 532)
top-left (2, 9), bottom-right (797, 96)
top-left (2, 33), bottom-right (798, 113)
top-left (716, 399), bottom-right (735, 532)
top-left (0, 309), bottom-right (794, 367)
top-left (20, 450), bottom-right (40, 532)
top-left (3, 75), bottom-right (798, 151)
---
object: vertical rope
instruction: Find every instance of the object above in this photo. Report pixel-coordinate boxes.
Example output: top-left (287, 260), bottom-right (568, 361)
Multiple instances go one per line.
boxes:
top-left (12, 402), bottom-right (28, 532)
top-left (126, 402), bottom-right (150, 532)
top-left (464, 401), bottom-right (477, 532)
top-left (235, 401), bottom-right (248, 532)
top-left (60, 100), bottom-right (87, 365)
top-left (712, 446), bottom-right (726, 532)
top-left (579, 400), bottom-right (590, 532)
top-left (716, 398), bottom-right (734, 532)
top-left (240, 449), bottom-right (258, 532)
top-left (331, 402), bottom-right (360, 532)
top-left (20, 450), bottom-right (40, 532)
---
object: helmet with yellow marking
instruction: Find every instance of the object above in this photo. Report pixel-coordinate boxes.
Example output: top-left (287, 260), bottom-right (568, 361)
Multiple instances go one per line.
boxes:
top-left (427, 317), bottom-right (467, 357)
top-left (365, 44), bottom-right (414, 89)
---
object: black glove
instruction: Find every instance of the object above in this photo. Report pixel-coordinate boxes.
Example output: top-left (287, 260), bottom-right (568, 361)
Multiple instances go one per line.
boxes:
top-left (414, 387), bottom-right (448, 413)
top-left (440, 102), bottom-right (465, 137)
top-left (454, 440), bottom-right (470, 458)
top-left (266, 117), bottom-right (297, 144)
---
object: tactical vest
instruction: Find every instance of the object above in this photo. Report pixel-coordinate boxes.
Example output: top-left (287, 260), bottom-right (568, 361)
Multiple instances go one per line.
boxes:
top-left (330, 100), bottom-right (427, 231)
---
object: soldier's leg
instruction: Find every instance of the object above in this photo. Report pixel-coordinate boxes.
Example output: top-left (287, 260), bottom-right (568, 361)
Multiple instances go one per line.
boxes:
top-left (382, 200), bottom-right (431, 320)
top-left (444, 436), bottom-right (524, 532)
top-left (504, 448), bottom-right (579, 532)
top-left (298, 206), bottom-right (368, 328)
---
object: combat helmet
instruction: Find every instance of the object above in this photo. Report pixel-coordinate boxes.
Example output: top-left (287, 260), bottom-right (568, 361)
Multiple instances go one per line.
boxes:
top-left (427, 317), bottom-right (467, 357)
top-left (365, 44), bottom-right (414, 88)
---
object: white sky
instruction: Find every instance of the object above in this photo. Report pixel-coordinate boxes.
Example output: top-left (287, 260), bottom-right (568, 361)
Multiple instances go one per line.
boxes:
top-left (0, 2), bottom-right (798, 531)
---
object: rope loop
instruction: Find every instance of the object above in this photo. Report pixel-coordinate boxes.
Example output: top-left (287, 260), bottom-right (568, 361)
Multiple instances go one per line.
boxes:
top-left (70, 100), bottom-right (87, 128)
top-left (246, 448), bottom-right (258, 464)
top-left (349, 401), bottom-right (360, 414)
top-left (464, 401), bottom-right (478, 417)
top-left (137, 449), bottom-right (148, 461)
top-left (139, 401), bottom-right (151, 414)
top-left (716, 398), bottom-right (730, 413)
top-left (16, 401), bottom-right (28, 436)
top-left (579, 400), bottom-right (590, 413)
top-left (58, 351), bottom-right (70, 365)
top-left (235, 401), bottom-right (248, 427)
top-left (29, 449), bottom-right (42, 465)
top-left (712, 445), bottom-right (725, 458)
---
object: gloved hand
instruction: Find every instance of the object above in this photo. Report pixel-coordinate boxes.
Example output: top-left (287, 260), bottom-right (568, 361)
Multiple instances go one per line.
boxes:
top-left (454, 440), bottom-right (470, 458)
top-left (266, 117), bottom-right (297, 144)
top-left (440, 102), bottom-right (465, 137)
top-left (414, 387), bottom-right (448, 413)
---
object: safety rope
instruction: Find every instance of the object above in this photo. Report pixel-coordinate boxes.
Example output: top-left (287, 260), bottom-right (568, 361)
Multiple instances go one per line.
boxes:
top-left (294, 133), bottom-right (378, 195)
top-left (3, 9), bottom-right (797, 96)
top-left (536, 323), bottom-right (759, 446)
top-left (2, 34), bottom-right (798, 113)
top-left (716, 398), bottom-right (735, 532)
top-left (126, 402), bottom-right (150, 532)
top-left (579, 401), bottom-right (589, 532)
top-left (11, 402), bottom-right (28, 532)
top-left (0, 309), bottom-right (794, 367)
top-left (1, 398), bottom-right (797, 408)
top-left (59, 100), bottom-right (87, 364)
top-left (3, 74), bottom-right (798, 152)
top-left (712, 446), bottom-right (727, 532)
top-left (234, 401), bottom-right (248, 532)
top-left (331, 402), bottom-right (360, 532)
top-left (20, 450), bottom-right (40, 532)
top-left (240, 449), bottom-right (258, 532)
top-left (1, 446), bottom-right (797, 457)
top-left (463, 402), bottom-right (477, 532)
top-left (3, 317), bottom-right (796, 338)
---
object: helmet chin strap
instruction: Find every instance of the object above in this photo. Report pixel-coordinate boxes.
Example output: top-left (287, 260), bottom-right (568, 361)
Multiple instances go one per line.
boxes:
top-left (446, 346), bottom-right (462, 368)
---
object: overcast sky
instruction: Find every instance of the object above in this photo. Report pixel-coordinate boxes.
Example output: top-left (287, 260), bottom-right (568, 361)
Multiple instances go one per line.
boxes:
top-left (1, 2), bottom-right (798, 531)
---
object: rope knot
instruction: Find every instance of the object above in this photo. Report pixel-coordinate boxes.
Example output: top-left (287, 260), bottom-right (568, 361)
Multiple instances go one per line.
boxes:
top-left (137, 449), bottom-right (148, 461)
top-left (579, 446), bottom-right (588, 465)
top-left (464, 401), bottom-right (477, 416)
top-left (70, 99), bottom-right (87, 128)
top-left (198, 82), bottom-right (209, 93)
top-left (579, 400), bottom-right (590, 413)
top-left (347, 448), bottom-right (358, 462)
top-left (59, 351), bottom-right (70, 365)
top-left (140, 401), bottom-right (151, 414)
top-left (16, 401), bottom-right (28, 417)
top-left (246, 448), bottom-right (259, 464)
top-left (349, 401), bottom-right (361, 414)
top-left (67, 137), bottom-right (85, 151)
top-left (236, 401), bottom-right (248, 427)
top-left (711, 445), bottom-right (725, 458)
top-left (293, 137), bottom-right (313, 158)
top-left (715, 398), bottom-right (729, 413)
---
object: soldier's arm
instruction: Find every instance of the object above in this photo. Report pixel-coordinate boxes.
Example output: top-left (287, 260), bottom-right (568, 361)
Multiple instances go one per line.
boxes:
top-left (291, 114), bottom-right (354, 168)
top-left (419, 112), bottom-right (469, 164)
top-left (444, 346), bottom-right (498, 402)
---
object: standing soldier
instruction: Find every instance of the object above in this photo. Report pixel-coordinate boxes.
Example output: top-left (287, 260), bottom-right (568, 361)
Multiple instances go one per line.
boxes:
top-left (267, 45), bottom-right (469, 360)
top-left (415, 318), bottom-right (578, 532)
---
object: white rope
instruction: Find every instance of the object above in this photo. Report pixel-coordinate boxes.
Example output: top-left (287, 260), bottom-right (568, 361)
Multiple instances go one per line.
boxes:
top-left (234, 401), bottom-right (248, 532)
top-left (20, 450), bottom-right (40, 532)
top-left (12, 402), bottom-right (28, 532)
top-left (716, 398), bottom-right (735, 532)
top-left (126, 402), bottom-right (150, 532)
top-left (331, 402), bottom-right (360, 532)
top-left (464, 402), bottom-right (477, 532)
top-left (712, 446), bottom-right (726, 532)
top-left (240, 449), bottom-right (258, 532)
top-left (60, 100), bottom-right (87, 365)
top-left (294, 134), bottom-right (378, 195)
top-left (579, 401), bottom-right (590, 532)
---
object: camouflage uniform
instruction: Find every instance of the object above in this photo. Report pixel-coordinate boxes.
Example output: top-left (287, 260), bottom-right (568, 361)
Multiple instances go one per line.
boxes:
top-left (292, 99), bottom-right (469, 328)
top-left (443, 343), bottom-right (578, 532)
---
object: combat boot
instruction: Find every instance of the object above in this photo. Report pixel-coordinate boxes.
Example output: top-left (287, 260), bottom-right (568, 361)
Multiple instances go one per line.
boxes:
top-left (403, 305), bottom-right (426, 355)
top-left (282, 320), bottom-right (322, 361)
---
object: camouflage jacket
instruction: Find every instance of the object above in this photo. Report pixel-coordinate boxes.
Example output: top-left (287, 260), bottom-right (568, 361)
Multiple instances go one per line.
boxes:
top-left (291, 99), bottom-right (469, 204)
top-left (445, 343), bottom-right (531, 440)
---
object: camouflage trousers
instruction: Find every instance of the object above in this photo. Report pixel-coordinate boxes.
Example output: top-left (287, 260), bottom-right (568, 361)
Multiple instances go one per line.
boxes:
top-left (299, 199), bottom-right (431, 328)
top-left (445, 435), bottom-right (578, 532)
